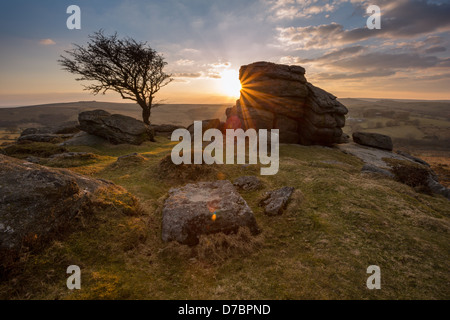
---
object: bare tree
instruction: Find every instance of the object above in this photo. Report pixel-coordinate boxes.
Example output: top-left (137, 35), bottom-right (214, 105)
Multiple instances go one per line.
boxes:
top-left (59, 30), bottom-right (173, 124)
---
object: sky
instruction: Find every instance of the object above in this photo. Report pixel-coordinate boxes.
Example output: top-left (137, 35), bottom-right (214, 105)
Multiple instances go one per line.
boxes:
top-left (0, 0), bottom-right (449, 107)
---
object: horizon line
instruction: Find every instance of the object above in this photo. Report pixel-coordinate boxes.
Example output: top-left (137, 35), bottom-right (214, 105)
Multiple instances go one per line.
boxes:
top-left (2, 97), bottom-right (450, 109)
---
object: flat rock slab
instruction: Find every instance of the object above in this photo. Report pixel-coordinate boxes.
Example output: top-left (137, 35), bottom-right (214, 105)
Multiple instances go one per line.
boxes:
top-left (259, 186), bottom-right (295, 216)
top-left (338, 143), bottom-right (450, 199)
top-left (337, 142), bottom-right (411, 169)
top-left (162, 180), bottom-right (260, 245)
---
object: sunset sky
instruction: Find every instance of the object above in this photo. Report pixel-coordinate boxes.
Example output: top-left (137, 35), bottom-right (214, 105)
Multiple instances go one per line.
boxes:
top-left (1, 0), bottom-right (450, 107)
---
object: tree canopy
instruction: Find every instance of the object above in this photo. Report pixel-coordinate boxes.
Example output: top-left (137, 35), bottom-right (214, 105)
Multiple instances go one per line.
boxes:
top-left (59, 30), bottom-right (173, 124)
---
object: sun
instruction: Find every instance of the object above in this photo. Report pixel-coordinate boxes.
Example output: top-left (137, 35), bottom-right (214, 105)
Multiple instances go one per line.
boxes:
top-left (219, 69), bottom-right (241, 98)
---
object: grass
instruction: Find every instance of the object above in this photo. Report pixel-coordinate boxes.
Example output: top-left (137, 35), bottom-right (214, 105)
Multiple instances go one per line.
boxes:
top-left (0, 129), bottom-right (20, 145)
top-left (0, 142), bottom-right (68, 159)
top-left (0, 138), bottom-right (449, 300)
top-left (357, 125), bottom-right (425, 140)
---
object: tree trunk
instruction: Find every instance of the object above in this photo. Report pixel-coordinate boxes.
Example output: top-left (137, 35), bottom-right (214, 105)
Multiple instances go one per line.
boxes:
top-left (142, 106), bottom-right (151, 125)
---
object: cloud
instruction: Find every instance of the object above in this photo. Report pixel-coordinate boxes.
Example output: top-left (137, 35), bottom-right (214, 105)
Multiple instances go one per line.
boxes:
top-left (267, 0), bottom-right (337, 20)
top-left (425, 46), bottom-right (447, 54)
top-left (279, 56), bottom-right (302, 64)
top-left (171, 60), bottom-right (233, 81)
top-left (203, 61), bottom-right (232, 79)
top-left (316, 70), bottom-right (396, 80)
top-left (312, 45), bottom-right (366, 61)
top-left (287, 46), bottom-right (448, 81)
top-left (332, 52), bottom-right (440, 70)
top-left (277, 0), bottom-right (450, 49)
top-left (39, 39), bottom-right (56, 45)
top-left (277, 23), bottom-right (346, 49)
top-left (175, 59), bottom-right (195, 66)
top-left (438, 58), bottom-right (450, 67)
top-left (180, 48), bottom-right (200, 55)
top-left (207, 73), bottom-right (222, 79)
top-left (413, 72), bottom-right (450, 81)
top-left (173, 72), bottom-right (202, 78)
top-left (209, 62), bottom-right (231, 69)
top-left (280, 45), bottom-right (365, 65)
top-left (172, 72), bottom-right (223, 79)
top-left (306, 49), bottom-right (444, 71)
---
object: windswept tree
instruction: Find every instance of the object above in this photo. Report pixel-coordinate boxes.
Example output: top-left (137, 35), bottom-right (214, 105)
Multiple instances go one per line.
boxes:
top-left (59, 30), bottom-right (173, 124)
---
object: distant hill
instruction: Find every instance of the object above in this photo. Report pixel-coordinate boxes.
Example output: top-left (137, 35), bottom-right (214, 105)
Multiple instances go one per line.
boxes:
top-left (1, 99), bottom-right (449, 152)
top-left (340, 98), bottom-right (450, 120)
top-left (0, 101), bottom-right (230, 129)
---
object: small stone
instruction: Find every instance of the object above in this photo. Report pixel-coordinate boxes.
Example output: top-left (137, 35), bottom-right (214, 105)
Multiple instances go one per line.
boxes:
top-left (233, 176), bottom-right (262, 191)
top-left (25, 156), bottom-right (41, 164)
top-left (259, 186), bottom-right (295, 216)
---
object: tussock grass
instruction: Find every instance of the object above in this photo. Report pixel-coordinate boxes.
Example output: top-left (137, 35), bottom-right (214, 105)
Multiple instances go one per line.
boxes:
top-left (0, 142), bottom-right (68, 158)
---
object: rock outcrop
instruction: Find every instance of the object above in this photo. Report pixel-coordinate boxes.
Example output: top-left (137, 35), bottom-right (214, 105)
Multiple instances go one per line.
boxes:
top-left (78, 110), bottom-right (153, 145)
top-left (18, 122), bottom-right (80, 143)
top-left (0, 154), bottom-right (140, 268)
top-left (20, 121), bottom-right (80, 136)
top-left (224, 62), bottom-right (348, 145)
top-left (162, 180), bottom-right (260, 245)
top-left (338, 143), bottom-right (450, 200)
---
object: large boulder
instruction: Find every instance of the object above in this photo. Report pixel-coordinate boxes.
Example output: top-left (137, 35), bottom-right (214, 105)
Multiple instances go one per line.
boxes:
top-left (162, 180), bottom-right (260, 245)
top-left (352, 132), bottom-right (393, 151)
top-left (0, 154), bottom-right (139, 268)
top-left (78, 110), bottom-right (153, 145)
top-left (225, 61), bottom-right (348, 146)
